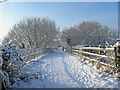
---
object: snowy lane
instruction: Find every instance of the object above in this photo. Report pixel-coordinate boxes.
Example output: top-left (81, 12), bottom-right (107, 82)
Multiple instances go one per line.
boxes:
top-left (11, 50), bottom-right (119, 88)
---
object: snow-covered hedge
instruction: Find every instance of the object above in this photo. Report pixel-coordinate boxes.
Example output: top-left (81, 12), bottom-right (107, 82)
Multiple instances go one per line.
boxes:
top-left (0, 41), bottom-right (23, 88)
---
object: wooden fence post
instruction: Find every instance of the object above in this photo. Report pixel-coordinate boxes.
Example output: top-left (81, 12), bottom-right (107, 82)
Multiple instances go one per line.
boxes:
top-left (114, 39), bottom-right (120, 71)
top-left (89, 45), bottom-right (91, 52)
top-left (98, 45), bottom-right (101, 55)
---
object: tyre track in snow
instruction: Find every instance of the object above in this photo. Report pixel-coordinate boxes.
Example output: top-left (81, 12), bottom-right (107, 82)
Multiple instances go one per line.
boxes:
top-left (60, 52), bottom-right (96, 88)
top-left (60, 51), bottom-right (86, 87)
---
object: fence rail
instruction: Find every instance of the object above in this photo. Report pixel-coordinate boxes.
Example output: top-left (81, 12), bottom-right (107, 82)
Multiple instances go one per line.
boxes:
top-left (65, 46), bottom-right (120, 73)
top-left (72, 47), bottom-right (114, 52)
top-left (72, 49), bottom-right (114, 61)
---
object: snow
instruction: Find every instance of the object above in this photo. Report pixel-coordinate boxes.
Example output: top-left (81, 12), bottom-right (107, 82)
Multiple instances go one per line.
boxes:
top-left (11, 49), bottom-right (120, 88)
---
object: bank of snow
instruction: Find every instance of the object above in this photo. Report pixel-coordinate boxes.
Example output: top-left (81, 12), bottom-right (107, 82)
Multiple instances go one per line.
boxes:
top-left (11, 49), bottom-right (119, 88)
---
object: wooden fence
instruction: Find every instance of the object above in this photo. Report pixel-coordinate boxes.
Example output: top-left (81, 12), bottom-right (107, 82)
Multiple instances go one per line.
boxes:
top-left (65, 46), bottom-right (120, 74)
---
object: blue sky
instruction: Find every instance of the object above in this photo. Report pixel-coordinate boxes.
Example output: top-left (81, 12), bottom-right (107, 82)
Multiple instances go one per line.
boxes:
top-left (7, 0), bottom-right (120, 2)
top-left (0, 2), bottom-right (118, 40)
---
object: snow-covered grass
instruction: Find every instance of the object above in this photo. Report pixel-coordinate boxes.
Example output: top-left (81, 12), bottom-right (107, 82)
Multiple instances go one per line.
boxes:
top-left (11, 49), bottom-right (120, 88)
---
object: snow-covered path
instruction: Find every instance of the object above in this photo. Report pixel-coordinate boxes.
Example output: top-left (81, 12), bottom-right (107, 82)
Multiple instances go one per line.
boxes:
top-left (11, 49), bottom-right (119, 88)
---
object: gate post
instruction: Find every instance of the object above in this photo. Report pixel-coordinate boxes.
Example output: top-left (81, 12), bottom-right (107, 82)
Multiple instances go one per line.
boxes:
top-left (114, 38), bottom-right (120, 71)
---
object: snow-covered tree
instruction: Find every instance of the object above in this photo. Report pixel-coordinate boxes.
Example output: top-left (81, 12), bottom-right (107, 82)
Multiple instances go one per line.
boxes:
top-left (2, 17), bottom-right (59, 50)
top-left (62, 21), bottom-right (117, 47)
